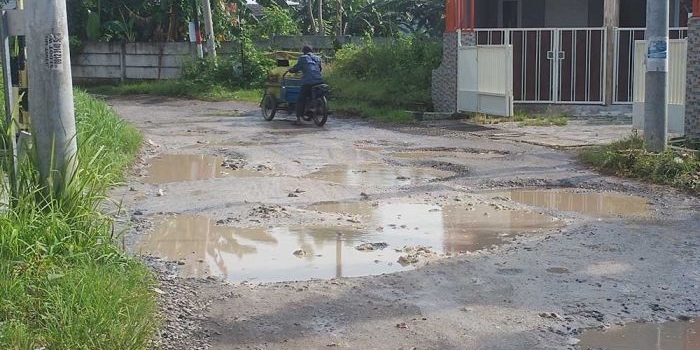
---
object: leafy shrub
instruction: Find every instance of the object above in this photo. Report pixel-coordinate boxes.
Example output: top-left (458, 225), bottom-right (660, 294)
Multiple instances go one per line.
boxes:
top-left (180, 39), bottom-right (274, 89)
top-left (327, 36), bottom-right (442, 112)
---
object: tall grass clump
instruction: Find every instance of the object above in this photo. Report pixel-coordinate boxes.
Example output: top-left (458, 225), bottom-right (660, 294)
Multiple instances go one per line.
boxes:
top-left (580, 132), bottom-right (700, 195)
top-left (0, 88), bottom-right (158, 349)
top-left (327, 35), bottom-right (442, 122)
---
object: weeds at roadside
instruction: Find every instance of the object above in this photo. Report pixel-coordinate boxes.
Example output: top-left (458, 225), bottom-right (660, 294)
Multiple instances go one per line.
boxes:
top-left (579, 132), bottom-right (700, 195)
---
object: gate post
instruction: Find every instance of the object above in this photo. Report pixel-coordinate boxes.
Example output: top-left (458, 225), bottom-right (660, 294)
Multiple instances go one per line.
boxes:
top-left (604, 0), bottom-right (620, 105)
top-left (685, 2), bottom-right (700, 138)
top-left (432, 32), bottom-right (459, 113)
top-left (432, 0), bottom-right (475, 114)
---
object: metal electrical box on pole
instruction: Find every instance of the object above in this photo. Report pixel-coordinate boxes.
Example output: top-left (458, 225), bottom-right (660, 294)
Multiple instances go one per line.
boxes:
top-left (25, 0), bottom-right (78, 196)
top-left (644, 0), bottom-right (669, 152)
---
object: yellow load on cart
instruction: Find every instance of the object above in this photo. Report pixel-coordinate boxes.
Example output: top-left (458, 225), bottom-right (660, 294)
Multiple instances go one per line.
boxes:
top-left (263, 51), bottom-right (302, 101)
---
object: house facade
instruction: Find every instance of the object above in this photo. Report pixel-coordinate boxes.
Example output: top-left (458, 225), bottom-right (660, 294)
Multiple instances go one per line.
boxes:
top-left (434, 0), bottom-right (693, 114)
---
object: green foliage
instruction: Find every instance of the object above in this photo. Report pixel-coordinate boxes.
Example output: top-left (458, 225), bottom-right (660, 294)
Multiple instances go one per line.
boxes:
top-left (580, 133), bottom-right (700, 195)
top-left (66, 0), bottom-right (444, 42)
top-left (67, 0), bottom-right (255, 43)
top-left (0, 90), bottom-right (157, 349)
top-left (327, 36), bottom-right (442, 120)
top-left (253, 5), bottom-right (301, 39)
top-left (104, 15), bottom-right (137, 42)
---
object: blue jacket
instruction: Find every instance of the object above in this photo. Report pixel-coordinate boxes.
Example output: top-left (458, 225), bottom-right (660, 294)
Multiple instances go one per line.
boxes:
top-left (289, 53), bottom-right (324, 85)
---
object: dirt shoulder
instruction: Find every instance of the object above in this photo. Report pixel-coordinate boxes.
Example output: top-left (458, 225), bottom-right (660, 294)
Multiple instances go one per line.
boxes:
top-left (107, 96), bottom-right (699, 350)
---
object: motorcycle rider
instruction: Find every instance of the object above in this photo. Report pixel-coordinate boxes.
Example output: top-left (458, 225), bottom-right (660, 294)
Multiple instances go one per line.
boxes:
top-left (288, 45), bottom-right (324, 124)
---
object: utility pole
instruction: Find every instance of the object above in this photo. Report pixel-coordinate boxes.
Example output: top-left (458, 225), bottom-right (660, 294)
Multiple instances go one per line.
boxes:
top-left (25, 0), bottom-right (78, 196)
top-left (200, 0), bottom-right (216, 57)
top-left (192, 1), bottom-right (203, 59)
top-left (644, 0), bottom-right (669, 152)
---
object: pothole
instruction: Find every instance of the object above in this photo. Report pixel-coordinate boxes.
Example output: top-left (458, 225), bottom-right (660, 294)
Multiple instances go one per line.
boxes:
top-left (305, 163), bottom-right (453, 187)
top-left (143, 154), bottom-right (260, 184)
top-left (546, 267), bottom-right (570, 274)
top-left (488, 189), bottom-right (649, 217)
top-left (578, 318), bottom-right (699, 350)
top-left (391, 147), bottom-right (509, 160)
top-left (138, 202), bottom-right (562, 283)
top-left (219, 139), bottom-right (278, 147)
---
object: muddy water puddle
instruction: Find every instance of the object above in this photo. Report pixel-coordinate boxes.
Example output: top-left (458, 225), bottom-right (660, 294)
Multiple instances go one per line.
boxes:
top-left (306, 163), bottom-right (452, 187)
top-left (578, 318), bottom-right (700, 350)
top-left (489, 189), bottom-right (649, 217)
top-left (308, 201), bottom-right (562, 254)
top-left (144, 154), bottom-right (260, 184)
top-left (138, 215), bottom-right (414, 282)
top-left (139, 203), bottom-right (561, 282)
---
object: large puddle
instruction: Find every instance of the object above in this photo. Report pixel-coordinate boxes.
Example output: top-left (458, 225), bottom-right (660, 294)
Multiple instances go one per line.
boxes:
top-left (489, 189), bottom-right (649, 217)
top-left (578, 319), bottom-right (700, 350)
top-left (139, 203), bottom-right (561, 282)
top-left (305, 163), bottom-right (452, 187)
top-left (144, 154), bottom-right (259, 184)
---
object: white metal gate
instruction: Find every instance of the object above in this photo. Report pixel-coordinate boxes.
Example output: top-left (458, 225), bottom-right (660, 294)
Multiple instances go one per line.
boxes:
top-left (457, 45), bottom-right (513, 116)
top-left (632, 39), bottom-right (687, 134)
top-left (475, 28), bottom-right (607, 104)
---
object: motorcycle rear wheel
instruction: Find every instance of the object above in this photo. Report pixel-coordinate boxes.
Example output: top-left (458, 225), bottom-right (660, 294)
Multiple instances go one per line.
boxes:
top-left (312, 97), bottom-right (328, 127)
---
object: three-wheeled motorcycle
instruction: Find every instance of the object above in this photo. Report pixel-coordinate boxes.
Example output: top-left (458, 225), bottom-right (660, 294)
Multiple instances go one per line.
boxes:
top-left (260, 51), bottom-right (330, 127)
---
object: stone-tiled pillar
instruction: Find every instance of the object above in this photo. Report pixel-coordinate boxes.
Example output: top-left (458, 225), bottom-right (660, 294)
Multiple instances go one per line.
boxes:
top-left (432, 33), bottom-right (458, 113)
top-left (431, 32), bottom-right (476, 113)
top-left (685, 17), bottom-right (700, 138)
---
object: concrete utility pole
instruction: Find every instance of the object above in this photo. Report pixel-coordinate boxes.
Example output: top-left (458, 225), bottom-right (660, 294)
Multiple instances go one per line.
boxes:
top-left (644, 0), bottom-right (670, 152)
top-left (200, 0), bottom-right (216, 57)
top-left (25, 0), bottom-right (78, 196)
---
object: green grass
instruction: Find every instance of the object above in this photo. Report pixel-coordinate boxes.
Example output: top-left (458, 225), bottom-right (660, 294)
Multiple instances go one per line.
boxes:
top-left (467, 113), bottom-right (569, 127)
top-left (84, 81), bottom-right (262, 103)
top-left (0, 89), bottom-right (158, 349)
top-left (580, 133), bottom-right (700, 195)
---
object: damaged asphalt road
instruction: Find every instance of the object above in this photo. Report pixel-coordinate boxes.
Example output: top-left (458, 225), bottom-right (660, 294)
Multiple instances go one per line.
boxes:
top-left (107, 96), bottom-right (700, 350)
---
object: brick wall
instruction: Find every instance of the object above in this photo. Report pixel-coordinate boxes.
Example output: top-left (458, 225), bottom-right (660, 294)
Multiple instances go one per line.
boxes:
top-left (431, 32), bottom-right (476, 113)
top-left (685, 17), bottom-right (700, 138)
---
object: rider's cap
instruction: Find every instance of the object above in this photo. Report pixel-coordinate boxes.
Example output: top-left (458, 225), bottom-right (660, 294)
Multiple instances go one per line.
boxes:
top-left (302, 45), bottom-right (313, 54)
